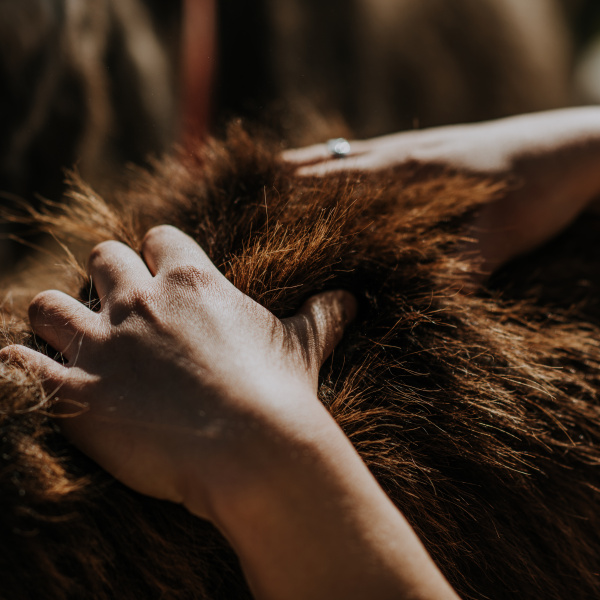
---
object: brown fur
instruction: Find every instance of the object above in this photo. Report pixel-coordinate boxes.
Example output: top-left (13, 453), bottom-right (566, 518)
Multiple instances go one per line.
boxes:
top-left (1, 126), bottom-right (600, 599)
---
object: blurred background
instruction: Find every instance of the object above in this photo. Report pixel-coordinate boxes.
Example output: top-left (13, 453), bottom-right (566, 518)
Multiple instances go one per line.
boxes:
top-left (2, 0), bottom-right (600, 258)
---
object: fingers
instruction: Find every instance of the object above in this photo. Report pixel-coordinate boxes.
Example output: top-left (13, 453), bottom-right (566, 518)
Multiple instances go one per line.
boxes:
top-left (88, 240), bottom-right (151, 301)
top-left (0, 344), bottom-right (69, 386)
top-left (29, 290), bottom-right (100, 361)
top-left (141, 224), bottom-right (222, 277)
top-left (282, 143), bottom-right (333, 164)
top-left (283, 141), bottom-right (374, 176)
top-left (295, 156), bottom-right (365, 177)
top-left (282, 139), bottom-right (365, 165)
top-left (284, 290), bottom-right (357, 379)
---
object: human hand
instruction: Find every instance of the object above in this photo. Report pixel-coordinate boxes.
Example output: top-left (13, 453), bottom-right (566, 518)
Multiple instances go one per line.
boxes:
top-left (0, 225), bottom-right (356, 520)
top-left (283, 107), bottom-right (600, 177)
top-left (0, 227), bottom-right (462, 600)
top-left (283, 123), bottom-right (509, 175)
top-left (285, 108), bottom-right (600, 273)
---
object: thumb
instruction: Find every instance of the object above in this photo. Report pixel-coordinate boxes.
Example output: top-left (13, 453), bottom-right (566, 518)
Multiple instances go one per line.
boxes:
top-left (284, 290), bottom-right (357, 378)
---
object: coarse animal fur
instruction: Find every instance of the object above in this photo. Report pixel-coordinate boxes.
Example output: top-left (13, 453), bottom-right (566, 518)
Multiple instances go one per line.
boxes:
top-left (1, 125), bottom-right (600, 599)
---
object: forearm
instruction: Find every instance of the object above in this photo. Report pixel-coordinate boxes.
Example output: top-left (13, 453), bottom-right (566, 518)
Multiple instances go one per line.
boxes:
top-left (466, 107), bottom-right (600, 273)
top-left (191, 398), bottom-right (459, 600)
top-left (391, 108), bottom-right (600, 273)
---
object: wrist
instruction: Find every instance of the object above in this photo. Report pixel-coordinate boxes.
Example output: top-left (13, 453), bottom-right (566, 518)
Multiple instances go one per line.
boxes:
top-left (189, 397), bottom-right (459, 600)
top-left (180, 390), bottom-right (338, 522)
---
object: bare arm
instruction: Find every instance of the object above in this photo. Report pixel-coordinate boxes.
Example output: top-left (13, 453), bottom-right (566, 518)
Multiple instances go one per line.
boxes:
top-left (0, 225), bottom-right (459, 600)
top-left (285, 107), bottom-right (600, 273)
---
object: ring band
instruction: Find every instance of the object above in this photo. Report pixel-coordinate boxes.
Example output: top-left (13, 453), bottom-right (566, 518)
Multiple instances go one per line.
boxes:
top-left (326, 138), bottom-right (351, 159)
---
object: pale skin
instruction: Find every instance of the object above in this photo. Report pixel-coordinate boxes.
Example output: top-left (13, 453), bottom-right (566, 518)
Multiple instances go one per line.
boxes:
top-left (3, 107), bottom-right (600, 598)
top-left (285, 107), bottom-right (600, 274)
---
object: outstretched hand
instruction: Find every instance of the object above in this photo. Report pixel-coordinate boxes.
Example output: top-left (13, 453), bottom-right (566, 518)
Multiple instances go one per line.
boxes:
top-left (0, 225), bottom-right (356, 518)
top-left (285, 108), bottom-right (600, 273)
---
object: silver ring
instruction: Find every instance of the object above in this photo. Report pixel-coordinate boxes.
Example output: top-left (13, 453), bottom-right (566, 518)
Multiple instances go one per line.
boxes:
top-left (326, 138), bottom-right (351, 159)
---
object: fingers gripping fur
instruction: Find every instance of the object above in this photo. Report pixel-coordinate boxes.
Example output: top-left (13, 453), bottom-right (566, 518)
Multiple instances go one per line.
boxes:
top-left (0, 344), bottom-right (67, 387)
top-left (28, 290), bottom-right (99, 360)
top-left (141, 225), bottom-right (223, 278)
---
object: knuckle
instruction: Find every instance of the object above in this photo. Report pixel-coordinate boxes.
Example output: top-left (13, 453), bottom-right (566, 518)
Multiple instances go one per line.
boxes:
top-left (110, 287), bottom-right (158, 324)
top-left (141, 224), bottom-right (175, 248)
top-left (163, 264), bottom-right (217, 290)
top-left (29, 290), bottom-right (61, 319)
top-left (128, 291), bottom-right (157, 319)
top-left (88, 240), bottom-right (120, 269)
